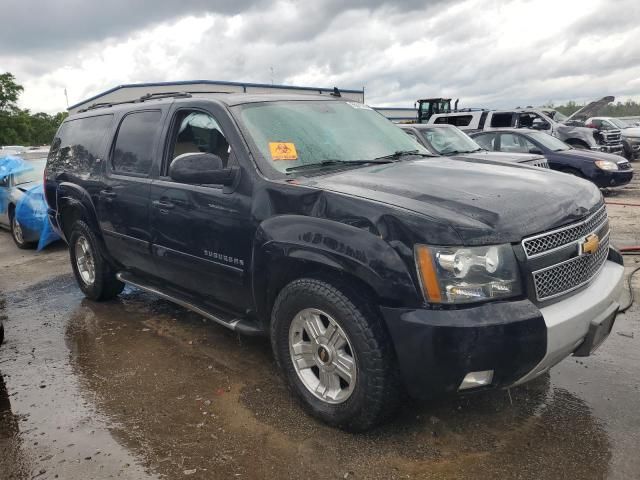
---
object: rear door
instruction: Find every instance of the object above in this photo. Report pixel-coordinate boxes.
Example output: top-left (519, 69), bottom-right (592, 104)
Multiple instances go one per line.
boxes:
top-left (149, 103), bottom-right (254, 312)
top-left (97, 109), bottom-right (166, 275)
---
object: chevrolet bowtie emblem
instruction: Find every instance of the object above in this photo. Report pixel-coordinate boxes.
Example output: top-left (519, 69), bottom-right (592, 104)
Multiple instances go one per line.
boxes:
top-left (580, 233), bottom-right (600, 256)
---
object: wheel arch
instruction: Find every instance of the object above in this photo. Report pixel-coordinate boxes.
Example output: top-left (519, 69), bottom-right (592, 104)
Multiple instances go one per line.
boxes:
top-left (251, 215), bottom-right (421, 327)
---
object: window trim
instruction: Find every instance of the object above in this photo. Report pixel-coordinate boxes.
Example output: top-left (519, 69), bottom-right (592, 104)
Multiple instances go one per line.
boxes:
top-left (109, 109), bottom-right (162, 178)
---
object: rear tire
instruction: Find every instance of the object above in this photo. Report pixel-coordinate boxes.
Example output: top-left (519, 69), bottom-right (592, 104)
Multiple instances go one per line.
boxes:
top-left (10, 211), bottom-right (36, 250)
top-left (69, 220), bottom-right (124, 301)
top-left (271, 278), bottom-right (400, 431)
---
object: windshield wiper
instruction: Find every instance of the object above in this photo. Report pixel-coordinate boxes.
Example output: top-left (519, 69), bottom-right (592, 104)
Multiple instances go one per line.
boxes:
top-left (285, 159), bottom-right (392, 174)
top-left (440, 149), bottom-right (461, 155)
top-left (373, 150), bottom-right (433, 161)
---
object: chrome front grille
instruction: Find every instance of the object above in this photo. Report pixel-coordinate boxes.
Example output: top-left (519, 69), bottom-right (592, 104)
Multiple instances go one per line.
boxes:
top-left (522, 204), bottom-right (607, 258)
top-left (603, 130), bottom-right (622, 144)
top-left (532, 233), bottom-right (610, 301)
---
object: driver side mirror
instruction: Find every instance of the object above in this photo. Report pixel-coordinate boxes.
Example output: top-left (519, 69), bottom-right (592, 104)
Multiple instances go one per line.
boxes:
top-left (169, 153), bottom-right (236, 186)
top-left (528, 147), bottom-right (543, 155)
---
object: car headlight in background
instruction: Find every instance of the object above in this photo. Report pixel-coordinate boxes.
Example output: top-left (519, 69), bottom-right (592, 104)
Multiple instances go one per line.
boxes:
top-left (414, 244), bottom-right (521, 304)
top-left (595, 160), bottom-right (619, 171)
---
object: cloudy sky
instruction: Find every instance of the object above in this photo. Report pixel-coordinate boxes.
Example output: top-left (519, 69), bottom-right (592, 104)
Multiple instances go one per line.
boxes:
top-left (2, 0), bottom-right (639, 114)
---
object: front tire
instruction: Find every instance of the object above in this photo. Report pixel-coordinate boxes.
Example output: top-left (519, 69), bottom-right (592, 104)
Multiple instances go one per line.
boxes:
top-left (271, 278), bottom-right (400, 431)
top-left (69, 220), bottom-right (124, 301)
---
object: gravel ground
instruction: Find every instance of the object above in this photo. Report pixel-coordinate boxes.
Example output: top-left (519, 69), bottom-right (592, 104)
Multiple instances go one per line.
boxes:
top-left (0, 173), bottom-right (638, 480)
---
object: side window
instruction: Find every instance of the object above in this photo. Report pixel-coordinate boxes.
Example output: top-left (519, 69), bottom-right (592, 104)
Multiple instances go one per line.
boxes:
top-left (490, 113), bottom-right (513, 128)
top-left (47, 115), bottom-right (114, 175)
top-left (474, 133), bottom-right (496, 151)
top-left (111, 111), bottom-right (161, 176)
top-left (164, 110), bottom-right (230, 176)
top-left (434, 115), bottom-right (472, 127)
top-left (498, 133), bottom-right (528, 153)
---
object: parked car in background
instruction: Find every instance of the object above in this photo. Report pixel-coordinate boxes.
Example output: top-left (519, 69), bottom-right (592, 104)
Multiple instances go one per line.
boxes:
top-left (470, 129), bottom-right (633, 188)
top-left (0, 146), bottom-right (26, 153)
top-left (45, 92), bottom-right (624, 431)
top-left (0, 158), bottom-right (48, 248)
top-left (399, 124), bottom-right (549, 168)
top-left (584, 117), bottom-right (640, 161)
top-left (428, 107), bottom-right (623, 154)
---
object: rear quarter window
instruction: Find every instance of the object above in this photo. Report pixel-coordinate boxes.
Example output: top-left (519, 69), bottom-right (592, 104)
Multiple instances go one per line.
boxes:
top-left (434, 115), bottom-right (473, 127)
top-left (47, 114), bottom-right (114, 176)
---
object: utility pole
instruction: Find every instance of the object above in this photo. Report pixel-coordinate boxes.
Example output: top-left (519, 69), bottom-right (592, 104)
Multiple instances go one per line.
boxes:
top-left (64, 88), bottom-right (69, 108)
top-left (270, 67), bottom-right (274, 85)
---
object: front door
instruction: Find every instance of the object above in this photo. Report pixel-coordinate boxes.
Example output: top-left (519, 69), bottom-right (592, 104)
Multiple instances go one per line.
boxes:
top-left (97, 109), bottom-right (163, 276)
top-left (149, 107), bottom-right (253, 313)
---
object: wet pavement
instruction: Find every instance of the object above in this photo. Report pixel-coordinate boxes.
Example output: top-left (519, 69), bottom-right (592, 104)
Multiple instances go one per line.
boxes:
top-left (1, 175), bottom-right (639, 479)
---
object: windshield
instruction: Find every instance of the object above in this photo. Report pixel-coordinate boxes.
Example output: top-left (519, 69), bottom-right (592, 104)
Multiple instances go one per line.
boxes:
top-left (609, 118), bottom-right (629, 129)
top-left (418, 126), bottom-right (482, 155)
top-left (527, 131), bottom-right (571, 151)
top-left (234, 101), bottom-right (429, 175)
top-left (14, 159), bottom-right (46, 186)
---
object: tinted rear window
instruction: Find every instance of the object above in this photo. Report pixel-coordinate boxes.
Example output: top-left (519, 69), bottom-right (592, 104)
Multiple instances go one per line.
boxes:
top-left (47, 115), bottom-right (114, 175)
top-left (434, 115), bottom-right (472, 127)
top-left (111, 111), bottom-right (161, 176)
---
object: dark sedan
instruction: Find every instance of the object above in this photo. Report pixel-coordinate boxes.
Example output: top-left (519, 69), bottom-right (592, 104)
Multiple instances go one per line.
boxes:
top-left (470, 128), bottom-right (633, 188)
top-left (400, 124), bottom-right (549, 168)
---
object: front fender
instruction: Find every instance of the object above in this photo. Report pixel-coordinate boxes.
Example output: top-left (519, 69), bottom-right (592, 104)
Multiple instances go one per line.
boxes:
top-left (251, 215), bottom-right (422, 319)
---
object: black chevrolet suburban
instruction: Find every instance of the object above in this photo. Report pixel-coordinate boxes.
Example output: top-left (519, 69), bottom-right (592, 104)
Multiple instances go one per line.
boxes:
top-left (44, 92), bottom-right (625, 431)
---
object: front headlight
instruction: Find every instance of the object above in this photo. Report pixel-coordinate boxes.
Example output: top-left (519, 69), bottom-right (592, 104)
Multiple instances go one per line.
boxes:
top-left (415, 244), bottom-right (521, 304)
top-left (595, 160), bottom-right (618, 171)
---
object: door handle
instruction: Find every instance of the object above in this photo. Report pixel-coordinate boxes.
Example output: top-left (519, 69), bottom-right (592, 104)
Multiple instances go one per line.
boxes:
top-left (152, 200), bottom-right (176, 211)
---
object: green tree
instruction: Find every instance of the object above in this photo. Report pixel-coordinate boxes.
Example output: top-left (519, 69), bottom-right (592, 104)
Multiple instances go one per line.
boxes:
top-left (0, 72), bottom-right (67, 147)
top-left (0, 72), bottom-right (23, 112)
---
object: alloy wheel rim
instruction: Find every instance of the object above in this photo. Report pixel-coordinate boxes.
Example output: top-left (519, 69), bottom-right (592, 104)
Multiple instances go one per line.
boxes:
top-left (12, 217), bottom-right (24, 244)
top-left (288, 308), bottom-right (357, 404)
top-left (75, 235), bottom-right (96, 285)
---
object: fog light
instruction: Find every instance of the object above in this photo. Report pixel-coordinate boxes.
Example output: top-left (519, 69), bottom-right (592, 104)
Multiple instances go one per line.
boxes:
top-left (458, 370), bottom-right (494, 391)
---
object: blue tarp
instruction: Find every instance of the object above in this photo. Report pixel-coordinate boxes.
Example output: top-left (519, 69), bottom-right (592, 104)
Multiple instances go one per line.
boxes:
top-left (0, 156), bottom-right (33, 215)
top-left (15, 184), bottom-right (60, 250)
top-left (0, 155), bottom-right (33, 180)
top-left (1, 155), bottom-right (59, 250)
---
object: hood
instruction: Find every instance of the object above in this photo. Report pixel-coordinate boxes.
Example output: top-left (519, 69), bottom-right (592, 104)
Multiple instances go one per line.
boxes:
top-left (453, 151), bottom-right (543, 164)
top-left (303, 158), bottom-right (602, 245)
top-left (562, 149), bottom-right (628, 163)
top-left (565, 96), bottom-right (615, 123)
top-left (622, 127), bottom-right (640, 138)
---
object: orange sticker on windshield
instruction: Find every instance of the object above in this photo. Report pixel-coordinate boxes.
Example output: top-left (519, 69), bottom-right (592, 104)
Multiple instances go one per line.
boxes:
top-left (269, 142), bottom-right (298, 161)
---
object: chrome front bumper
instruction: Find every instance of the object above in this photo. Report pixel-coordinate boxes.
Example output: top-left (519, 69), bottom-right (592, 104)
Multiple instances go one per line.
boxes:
top-left (511, 259), bottom-right (625, 386)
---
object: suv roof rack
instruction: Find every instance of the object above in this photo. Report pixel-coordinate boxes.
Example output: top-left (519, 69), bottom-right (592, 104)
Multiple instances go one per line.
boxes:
top-left (78, 91), bottom-right (194, 113)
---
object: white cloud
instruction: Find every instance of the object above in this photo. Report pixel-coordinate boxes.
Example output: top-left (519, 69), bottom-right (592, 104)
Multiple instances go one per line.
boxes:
top-left (2, 0), bottom-right (639, 114)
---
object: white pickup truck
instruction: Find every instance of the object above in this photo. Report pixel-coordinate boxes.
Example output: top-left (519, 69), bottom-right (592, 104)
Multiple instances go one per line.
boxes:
top-left (427, 108), bottom-right (624, 154)
top-left (585, 117), bottom-right (640, 160)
